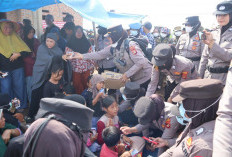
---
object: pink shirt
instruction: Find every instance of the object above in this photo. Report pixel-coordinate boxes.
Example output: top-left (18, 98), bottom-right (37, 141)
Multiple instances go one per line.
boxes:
top-left (100, 144), bottom-right (118, 157)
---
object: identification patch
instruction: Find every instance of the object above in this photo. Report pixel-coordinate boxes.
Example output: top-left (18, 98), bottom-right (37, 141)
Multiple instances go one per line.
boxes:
top-left (182, 72), bottom-right (188, 79)
top-left (192, 46), bottom-right (197, 50)
top-left (162, 118), bottom-right (171, 128)
top-left (196, 127), bottom-right (204, 136)
top-left (174, 71), bottom-right (181, 75)
top-left (154, 65), bottom-right (159, 71)
top-left (129, 46), bottom-right (137, 55)
top-left (195, 36), bottom-right (200, 41)
top-left (186, 137), bottom-right (192, 148)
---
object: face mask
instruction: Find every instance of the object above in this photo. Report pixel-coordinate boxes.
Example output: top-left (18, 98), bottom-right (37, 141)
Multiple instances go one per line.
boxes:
top-left (174, 31), bottom-right (182, 37)
top-left (130, 30), bottom-right (138, 37)
top-left (153, 33), bottom-right (159, 37)
top-left (160, 33), bottom-right (167, 38)
top-left (185, 26), bottom-right (193, 33)
top-left (176, 103), bottom-right (191, 125)
top-left (122, 94), bottom-right (127, 101)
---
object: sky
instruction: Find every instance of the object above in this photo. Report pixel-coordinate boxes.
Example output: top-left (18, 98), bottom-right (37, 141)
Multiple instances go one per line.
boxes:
top-left (83, 0), bottom-right (224, 31)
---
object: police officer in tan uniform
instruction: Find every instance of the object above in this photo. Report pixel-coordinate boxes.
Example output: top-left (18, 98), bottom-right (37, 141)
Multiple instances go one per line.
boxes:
top-left (157, 78), bottom-right (223, 157)
top-left (199, 1), bottom-right (232, 85)
top-left (176, 16), bottom-right (205, 71)
top-left (213, 62), bottom-right (232, 157)
top-left (146, 44), bottom-right (198, 102)
top-left (96, 26), bottom-right (116, 74)
top-left (72, 25), bottom-right (152, 90)
top-left (120, 94), bottom-right (183, 156)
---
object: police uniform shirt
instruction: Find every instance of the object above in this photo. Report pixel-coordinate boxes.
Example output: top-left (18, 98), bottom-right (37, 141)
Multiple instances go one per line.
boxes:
top-left (146, 55), bottom-right (198, 98)
top-left (198, 26), bottom-right (232, 85)
top-left (96, 35), bottom-right (115, 69)
top-left (135, 103), bottom-right (181, 149)
top-left (160, 120), bottom-right (215, 157)
top-left (176, 33), bottom-right (205, 70)
top-left (213, 60), bottom-right (232, 157)
top-left (83, 40), bottom-right (152, 85)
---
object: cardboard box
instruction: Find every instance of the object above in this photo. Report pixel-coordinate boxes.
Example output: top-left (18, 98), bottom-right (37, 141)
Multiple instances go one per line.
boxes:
top-left (102, 71), bottom-right (126, 89)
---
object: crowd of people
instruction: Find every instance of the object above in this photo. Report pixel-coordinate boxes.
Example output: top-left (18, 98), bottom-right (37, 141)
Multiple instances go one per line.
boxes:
top-left (0, 0), bottom-right (232, 157)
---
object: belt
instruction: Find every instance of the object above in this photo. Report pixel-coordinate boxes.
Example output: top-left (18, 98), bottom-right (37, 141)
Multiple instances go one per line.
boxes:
top-left (187, 56), bottom-right (201, 61)
top-left (207, 66), bottom-right (229, 73)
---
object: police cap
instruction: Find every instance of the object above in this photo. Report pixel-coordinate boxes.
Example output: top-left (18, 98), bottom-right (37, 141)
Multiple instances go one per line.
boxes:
top-left (214, 1), bottom-right (232, 15)
top-left (151, 44), bottom-right (173, 66)
top-left (183, 16), bottom-right (200, 26)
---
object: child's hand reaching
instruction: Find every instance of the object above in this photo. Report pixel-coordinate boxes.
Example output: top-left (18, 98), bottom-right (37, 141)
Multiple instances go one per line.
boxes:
top-left (90, 133), bottom-right (98, 143)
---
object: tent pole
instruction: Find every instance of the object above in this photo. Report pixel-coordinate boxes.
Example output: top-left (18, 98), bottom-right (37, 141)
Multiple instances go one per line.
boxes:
top-left (92, 21), bottom-right (97, 51)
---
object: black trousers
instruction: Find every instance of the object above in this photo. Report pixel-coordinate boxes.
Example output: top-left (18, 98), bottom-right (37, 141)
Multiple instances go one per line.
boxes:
top-left (28, 85), bottom-right (44, 118)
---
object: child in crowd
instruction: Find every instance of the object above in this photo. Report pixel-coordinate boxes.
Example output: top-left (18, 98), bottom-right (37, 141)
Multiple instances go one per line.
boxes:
top-left (43, 56), bottom-right (64, 98)
top-left (82, 74), bottom-right (105, 128)
top-left (97, 96), bottom-right (145, 152)
top-left (0, 109), bottom-right (21, 157)
top-left (100, 126), bottom-right (133, 157)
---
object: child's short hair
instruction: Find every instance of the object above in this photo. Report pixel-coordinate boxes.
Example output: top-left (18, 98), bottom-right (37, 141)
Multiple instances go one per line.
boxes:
top-left (102, 96), bottom-right (116, 109)
top-left (102, 126), bottom-right (121, 147)
top-left (51, 56), bottom-right (64, 73)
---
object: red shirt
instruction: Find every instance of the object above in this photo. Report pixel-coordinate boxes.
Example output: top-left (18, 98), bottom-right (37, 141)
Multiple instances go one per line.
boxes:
top-left (100, 144), bottom-right (118, 157)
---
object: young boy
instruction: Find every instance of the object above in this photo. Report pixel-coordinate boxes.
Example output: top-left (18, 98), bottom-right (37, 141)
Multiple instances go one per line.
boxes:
top-left (100, 126), bottom-right (132, 157)
top-left (43, 56), bottom-right (64, 98)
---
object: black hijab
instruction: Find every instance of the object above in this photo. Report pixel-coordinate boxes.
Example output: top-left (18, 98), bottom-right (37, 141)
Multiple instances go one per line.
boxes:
top-left (221, 13), bottom-right (232, 35)
top-left (66, 25), bottom-right (91, 54)
top-left (23, 25), bottom-right (35, 51)
top-left (183, 97), bottom-right (219, 129)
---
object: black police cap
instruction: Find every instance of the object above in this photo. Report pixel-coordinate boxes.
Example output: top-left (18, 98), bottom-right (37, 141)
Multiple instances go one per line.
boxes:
top-left (214, 1), bottom-right (232, 15)
top-left (183, 16), bottom-right (200, 26)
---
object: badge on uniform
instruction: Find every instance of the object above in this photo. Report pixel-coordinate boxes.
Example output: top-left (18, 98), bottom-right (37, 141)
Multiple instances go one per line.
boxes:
top-left (154, 65), bottom-right (159, 71)
top-left (186, 137), bottom-right (192, 148)
top-left (182, 72), bottom-right (188, 79)
top-left (195, 36), bottom-right (200, 41)
top-left (129, 45), bottom-right (137, 55)
top-left (162, 118), bottom-right (171, 128)
top-left (192, 46), bottom-right (197, 50)
top-left (174, 71), bottom-right (181, 75)
top-left (196, 128), bottom-right (204, 136)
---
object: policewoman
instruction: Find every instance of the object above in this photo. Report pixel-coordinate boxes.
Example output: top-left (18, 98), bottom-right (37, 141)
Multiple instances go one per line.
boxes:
top-left (159, 79), bottom-right (223, 157)
top-left (213, 61), bottom-right (232, 156)
top-left (120, 94), bottom-right (182, 155)
top-left (72, 25), bottom-right (152, 90)
top-left (146, 44), bottom-right (198, 103)
top-left (199, 0), bottom-right (232, 85)
top-left (176, 16), bottom-right (205, 71)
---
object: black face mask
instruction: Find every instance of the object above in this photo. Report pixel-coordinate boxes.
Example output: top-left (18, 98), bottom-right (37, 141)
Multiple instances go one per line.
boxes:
top-left (158, 58), bottom-right (173, 71)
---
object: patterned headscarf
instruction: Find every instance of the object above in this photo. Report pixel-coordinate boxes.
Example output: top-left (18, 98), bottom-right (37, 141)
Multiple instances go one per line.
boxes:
top-left (90, 74), bottom-right (104, 99)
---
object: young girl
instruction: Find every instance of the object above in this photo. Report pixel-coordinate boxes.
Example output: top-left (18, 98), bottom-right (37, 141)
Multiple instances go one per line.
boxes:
top-left (82, 74), bottom-right (105, 128)
top-left (97, 96), bottom-right (145, 153)
top-left (43, 56), bottom-right (64, 98)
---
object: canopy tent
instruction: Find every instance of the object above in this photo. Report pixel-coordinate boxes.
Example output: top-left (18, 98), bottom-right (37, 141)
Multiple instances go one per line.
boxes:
top-left (0, 0), bottom-right (146, 27)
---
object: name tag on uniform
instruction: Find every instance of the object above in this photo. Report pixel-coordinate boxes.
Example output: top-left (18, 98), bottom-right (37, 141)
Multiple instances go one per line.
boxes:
top-left (196, 127), bottom-right (204, 136)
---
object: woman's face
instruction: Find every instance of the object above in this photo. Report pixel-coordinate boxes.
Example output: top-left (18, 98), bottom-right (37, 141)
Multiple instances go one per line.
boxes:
top-left (46, 38), bottom-right (56, 48)
top-left (2, 22), bottom-right (14, 36)
top-left (27, 29), bottom-right (35, 39)
top-left (65, 29), bottom-right (73, 36)
top-left (75, 28), bottom-right (83, 39)
top-left (107, 36), bottom-right (113, 44)
top-left (217, 14), bottom-right (230, 26)
top-left (96, 81), bottom-right (104, 90)
top-left (0, 113), bottom-right (5, 129)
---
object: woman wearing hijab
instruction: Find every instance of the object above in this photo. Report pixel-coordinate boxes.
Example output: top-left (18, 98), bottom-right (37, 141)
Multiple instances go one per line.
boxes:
top-left (199, 0), bottom-right (232, 85)
top-left (26, 33), bottom-right (63, 122)
top-left (23, 25), bottom-right (40, 104)
top-left (158, 79), bottom-right (223, 157)
top-left (66, 25), bottom-right (94, 94)
top-left (0, 19), bottom-right (31, 110)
